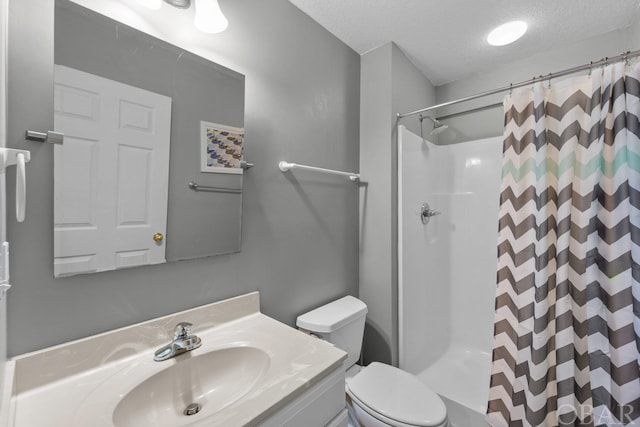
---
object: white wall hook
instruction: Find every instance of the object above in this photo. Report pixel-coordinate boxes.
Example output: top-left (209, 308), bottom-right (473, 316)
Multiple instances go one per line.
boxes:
top-left (0, 147), bottom-right (30, 169)
top-left (0, 148), bottom-right (31, 222)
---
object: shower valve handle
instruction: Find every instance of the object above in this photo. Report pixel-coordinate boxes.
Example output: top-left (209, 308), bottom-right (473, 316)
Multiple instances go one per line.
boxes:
top-left (420, 203), bottom-right (441, 225)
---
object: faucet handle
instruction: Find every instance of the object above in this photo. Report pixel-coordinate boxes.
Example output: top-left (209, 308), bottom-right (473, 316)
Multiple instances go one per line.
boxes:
top-left (174, 322), bottom-right (193, 339)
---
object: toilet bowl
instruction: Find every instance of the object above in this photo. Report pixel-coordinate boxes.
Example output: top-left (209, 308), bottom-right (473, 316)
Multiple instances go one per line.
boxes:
top-left (346, 362), bottom-right (448, 427)
top-left (296, 296), bottom-right (449, 427)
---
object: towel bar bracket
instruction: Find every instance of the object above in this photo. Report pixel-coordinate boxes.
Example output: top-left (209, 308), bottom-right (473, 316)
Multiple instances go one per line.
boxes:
top-left (25, 130), bottom-right (64, 144)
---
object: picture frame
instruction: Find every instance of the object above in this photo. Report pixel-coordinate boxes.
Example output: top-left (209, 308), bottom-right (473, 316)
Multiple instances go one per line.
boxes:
top-left (200, 121), bottom-right (244, 174)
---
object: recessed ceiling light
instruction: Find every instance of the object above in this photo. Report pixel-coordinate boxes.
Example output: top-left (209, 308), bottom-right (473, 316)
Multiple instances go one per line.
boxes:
top-left (487, 21), bottom-right (527, 46)
top-left (137, 0), bottom-right (162, 9)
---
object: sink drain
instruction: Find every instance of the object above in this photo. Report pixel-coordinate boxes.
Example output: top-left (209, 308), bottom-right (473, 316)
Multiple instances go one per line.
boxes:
top-left (184, 403), bottom-right (202, 416)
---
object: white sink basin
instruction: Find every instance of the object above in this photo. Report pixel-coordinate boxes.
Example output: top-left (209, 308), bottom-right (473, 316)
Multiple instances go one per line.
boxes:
top-left (9, 292), bottom-right (347, 427)
top-left (112, 347), bottom-right (270, 427)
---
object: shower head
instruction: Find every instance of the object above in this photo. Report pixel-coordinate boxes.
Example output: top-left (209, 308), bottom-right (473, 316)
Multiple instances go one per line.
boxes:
top-left (430, 122), bottom-right (449, 136)
top-left (420, 115), bottom-right (449, 136)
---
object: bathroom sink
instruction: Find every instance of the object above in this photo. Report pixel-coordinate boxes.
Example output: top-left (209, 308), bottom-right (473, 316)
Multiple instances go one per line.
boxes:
top-left (112, 346), bottom-right (270, 427)
top-left (12, 293), bottom-right (348, 427)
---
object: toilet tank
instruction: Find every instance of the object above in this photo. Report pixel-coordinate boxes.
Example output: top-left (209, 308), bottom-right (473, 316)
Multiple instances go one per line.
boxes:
top-left (296, 296), bottom-right (368, 369)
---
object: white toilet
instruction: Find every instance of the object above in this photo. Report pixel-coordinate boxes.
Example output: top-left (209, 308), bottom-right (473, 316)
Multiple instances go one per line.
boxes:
top-left (297, 296), bottom-right (449, 427)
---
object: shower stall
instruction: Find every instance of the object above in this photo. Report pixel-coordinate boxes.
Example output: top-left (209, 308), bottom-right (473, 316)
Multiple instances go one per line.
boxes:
top-left (397, 125), bottom-right (502, 426)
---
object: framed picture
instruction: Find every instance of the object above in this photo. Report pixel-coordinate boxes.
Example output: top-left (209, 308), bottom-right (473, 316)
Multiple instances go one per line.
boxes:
top-left (200, 121), bottom-right (245, 174)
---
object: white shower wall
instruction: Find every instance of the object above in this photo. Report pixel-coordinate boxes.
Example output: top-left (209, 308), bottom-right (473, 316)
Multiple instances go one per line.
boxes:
top-left (398, 126), bottom-right (502, 424)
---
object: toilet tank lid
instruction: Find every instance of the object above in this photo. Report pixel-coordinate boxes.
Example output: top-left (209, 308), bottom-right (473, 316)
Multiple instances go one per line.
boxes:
top-left (296, 295), bottom-right (367, 333)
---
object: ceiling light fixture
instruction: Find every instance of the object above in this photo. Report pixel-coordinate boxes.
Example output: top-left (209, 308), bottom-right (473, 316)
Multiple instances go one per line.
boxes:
top-left (194, 0), bottom-right (228, 34)
top-left (136, 0), bottom-right (162, 10)
top-left (136, 0), bottom-right (228, 34)
top-left (487, 21), bottom-right (527, 46)
top-left (164, 0), bottom-right (190, 8)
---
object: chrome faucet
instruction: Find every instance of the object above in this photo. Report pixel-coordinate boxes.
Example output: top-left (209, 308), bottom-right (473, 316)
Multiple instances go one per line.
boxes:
top-left (154, 322), bottom-right (202, 362)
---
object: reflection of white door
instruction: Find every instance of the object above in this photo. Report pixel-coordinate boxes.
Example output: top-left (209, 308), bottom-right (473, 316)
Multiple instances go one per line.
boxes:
top-left (53, 65), bottom-right (171, 277)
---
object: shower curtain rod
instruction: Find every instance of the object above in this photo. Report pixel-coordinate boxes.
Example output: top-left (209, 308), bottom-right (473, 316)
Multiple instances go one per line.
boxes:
top-left (397, 49), bottom-right (640, 120)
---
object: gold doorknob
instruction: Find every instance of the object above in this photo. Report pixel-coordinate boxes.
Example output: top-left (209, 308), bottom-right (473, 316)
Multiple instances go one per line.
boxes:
top-left (153, 232), bottom-right (164, 242)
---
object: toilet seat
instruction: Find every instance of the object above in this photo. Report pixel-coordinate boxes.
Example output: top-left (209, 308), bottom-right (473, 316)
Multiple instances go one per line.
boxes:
top-left (346, 362), bottom-right (448, 427)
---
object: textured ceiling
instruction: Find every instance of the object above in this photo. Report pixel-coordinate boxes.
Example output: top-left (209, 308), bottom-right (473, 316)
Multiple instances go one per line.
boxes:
top-left (287, 0), bottom-right (640, 86)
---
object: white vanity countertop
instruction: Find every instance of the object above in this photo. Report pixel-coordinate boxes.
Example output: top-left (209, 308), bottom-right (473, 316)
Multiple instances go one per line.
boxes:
top-left (3, 292), bottom-right (347, 427)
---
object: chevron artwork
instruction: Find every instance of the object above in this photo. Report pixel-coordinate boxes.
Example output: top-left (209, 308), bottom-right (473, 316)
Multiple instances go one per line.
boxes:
top-left (486, 61), bottom-right (640, 427)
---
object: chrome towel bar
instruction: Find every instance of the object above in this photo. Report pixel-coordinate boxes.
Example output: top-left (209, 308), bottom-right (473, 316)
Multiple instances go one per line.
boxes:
top-left (188, 181), bottom-right (242, 193)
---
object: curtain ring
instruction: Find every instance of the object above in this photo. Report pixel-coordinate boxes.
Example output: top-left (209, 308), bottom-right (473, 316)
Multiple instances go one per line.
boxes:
top-left (588, 61), bottom-right (593, 78)
top-left (624, 51), bottom-right (630, 66)
top-left (547, 73), bottom-right (552, 89)
top-left (509, 83), bottom-right (513, 96)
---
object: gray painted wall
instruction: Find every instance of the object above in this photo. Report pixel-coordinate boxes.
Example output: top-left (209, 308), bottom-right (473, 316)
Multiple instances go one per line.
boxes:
top-left (0, 0), bottom-right (8, 394)
top-left (6, 0), bottom-right (360, 356)
top-left (436, 26), bottom-right (640, 144)
top-left (633, 20), bottom-right (640, 45)
top-left (359, 42), bottom-right (435, 365)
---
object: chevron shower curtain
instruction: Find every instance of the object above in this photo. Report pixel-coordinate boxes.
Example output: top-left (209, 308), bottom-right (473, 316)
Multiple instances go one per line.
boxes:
top-left (487, 61), bottom-right (640, 427)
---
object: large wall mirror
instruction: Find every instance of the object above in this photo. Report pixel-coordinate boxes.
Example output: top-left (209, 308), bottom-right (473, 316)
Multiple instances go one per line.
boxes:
top-left (53, 0), bottom-right (245, 277)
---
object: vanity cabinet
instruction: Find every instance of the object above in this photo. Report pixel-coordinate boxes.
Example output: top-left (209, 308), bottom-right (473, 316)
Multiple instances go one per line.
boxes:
top-left (4, 293), bottom-right (349, 427)
top-left (260, 367), bottom-right (347, 427)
